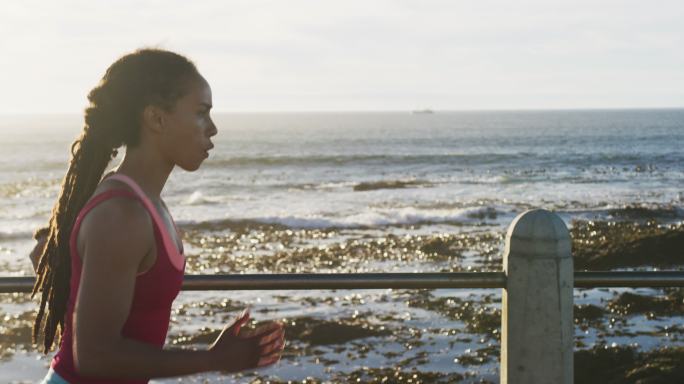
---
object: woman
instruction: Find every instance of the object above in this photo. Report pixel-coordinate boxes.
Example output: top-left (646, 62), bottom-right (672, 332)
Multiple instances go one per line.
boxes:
top-left (31, 48), bottom-right (285, 383)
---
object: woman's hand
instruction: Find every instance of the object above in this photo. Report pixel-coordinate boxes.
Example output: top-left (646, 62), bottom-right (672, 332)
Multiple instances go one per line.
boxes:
top-left (29, 228), bottom-right (49, 272)
top-left (208, 309), bottom-right (285, 373)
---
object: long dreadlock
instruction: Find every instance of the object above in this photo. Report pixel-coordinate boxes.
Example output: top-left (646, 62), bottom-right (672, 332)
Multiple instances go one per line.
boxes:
top-left (32, 48), bottom-right (199, 353)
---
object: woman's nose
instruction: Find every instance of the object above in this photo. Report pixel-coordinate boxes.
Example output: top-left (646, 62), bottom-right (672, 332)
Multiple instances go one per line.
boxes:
top-left (207, 120), bottom-right (218, 137)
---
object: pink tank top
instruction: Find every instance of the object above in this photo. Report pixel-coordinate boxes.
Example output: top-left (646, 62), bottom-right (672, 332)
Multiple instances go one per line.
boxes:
top-left (52, 174), bottom-right (185, 384)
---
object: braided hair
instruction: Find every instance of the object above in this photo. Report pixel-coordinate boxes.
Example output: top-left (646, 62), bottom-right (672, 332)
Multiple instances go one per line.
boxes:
top-left (32, 48), bottom-right (199, 353)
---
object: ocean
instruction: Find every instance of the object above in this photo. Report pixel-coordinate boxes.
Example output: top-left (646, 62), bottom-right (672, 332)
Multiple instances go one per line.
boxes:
top-left (1, 109), bottom-right (683, 382)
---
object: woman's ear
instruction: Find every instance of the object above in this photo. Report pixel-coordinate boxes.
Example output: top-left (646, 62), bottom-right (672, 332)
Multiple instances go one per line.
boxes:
top-left (142, 105), bottom-right (165, 134)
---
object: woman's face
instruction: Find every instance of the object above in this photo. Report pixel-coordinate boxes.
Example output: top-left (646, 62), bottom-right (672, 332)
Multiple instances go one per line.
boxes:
top-left (159, 76), bottom-right (217, 171)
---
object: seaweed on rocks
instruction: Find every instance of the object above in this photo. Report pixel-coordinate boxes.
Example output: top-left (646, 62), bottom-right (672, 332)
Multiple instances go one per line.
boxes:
top-left (575, 345), bottom-right (684, 384)
top-left (182, 228), bottom-right (503, 274)
top-left (405, 290), bottom-right (500, 337)
top-left (575, 345), bottom-right (638, 384)
top-left (247, 367), bottom-right (470, 384)
top-left (337, 367), bottom-right (468, 383)
top-left (455, 345), bottom-right (498, 366)
top-left (170, 316), bottom-right (391, 347)
top-left (282, 316), bottom-right (392, 346)
top-left (574, 304), bottom-right (606, 324)
top-left (571, 220), bottom-right (684, 270)
top-left (0, 311), bottom-right (35, 360)
top-left (606, 205), bottom-right (682, 221)
top-left (172, 298), bottom-right (245, 317)
top-left (420, 236), bottom-right (463, 258)
top-left (606, 291), bottom-right (684, 317)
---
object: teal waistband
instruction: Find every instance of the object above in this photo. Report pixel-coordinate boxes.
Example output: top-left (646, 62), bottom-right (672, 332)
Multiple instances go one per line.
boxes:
top-left (40, 368), bottom-right (70, 384)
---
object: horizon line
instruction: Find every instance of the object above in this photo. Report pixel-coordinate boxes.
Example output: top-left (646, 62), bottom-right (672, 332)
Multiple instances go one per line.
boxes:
top-left (0, 106), bottom-right (683, 116)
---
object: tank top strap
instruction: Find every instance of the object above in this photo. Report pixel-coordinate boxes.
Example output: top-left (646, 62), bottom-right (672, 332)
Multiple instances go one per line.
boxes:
top-left (105, 173), bottom-right (184, 270)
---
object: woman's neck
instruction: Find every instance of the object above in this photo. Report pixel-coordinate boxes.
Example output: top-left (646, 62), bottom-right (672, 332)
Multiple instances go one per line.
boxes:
top-left (115, 147), bottom-right (174, 200)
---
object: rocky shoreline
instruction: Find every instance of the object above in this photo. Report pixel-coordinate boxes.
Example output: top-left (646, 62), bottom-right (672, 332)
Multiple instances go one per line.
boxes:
top-left (2, 208), bottom-right (684, 382)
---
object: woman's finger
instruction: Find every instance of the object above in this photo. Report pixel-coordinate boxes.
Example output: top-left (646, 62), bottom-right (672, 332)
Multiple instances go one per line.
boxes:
top-left (224, 308), bottom-right (250, 331)
top-left (257, 354), bottom-right (281, 368)
top-left (231, 308), bottom-right (251, 336)
top-left (261, 335), bottom-right (285, 356)
top-left (258, 327), bottom-right (284, 346)
top-left (241, 322), bottom-right (282, 339)
top-left (259, 337), bottom-right (284, 355)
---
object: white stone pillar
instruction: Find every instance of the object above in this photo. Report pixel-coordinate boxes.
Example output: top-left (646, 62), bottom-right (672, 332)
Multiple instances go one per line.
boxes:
top-left (501, 209), bottom-right (573, 384)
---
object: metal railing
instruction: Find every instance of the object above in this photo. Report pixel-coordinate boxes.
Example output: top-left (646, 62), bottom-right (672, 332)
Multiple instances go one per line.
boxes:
top-left (2, 271), bottom-right (684, 293)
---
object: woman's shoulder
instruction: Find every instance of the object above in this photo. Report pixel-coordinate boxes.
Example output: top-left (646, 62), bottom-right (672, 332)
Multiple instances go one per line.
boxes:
top-left (78, 180), bottom-right (154, 256)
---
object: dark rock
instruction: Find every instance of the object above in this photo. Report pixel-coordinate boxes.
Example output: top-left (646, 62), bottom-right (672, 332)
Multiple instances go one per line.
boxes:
top-left (575, 345), bottom-right (684, 384)
top-left (607, 205), bottom-right (681, 221)
top-left (420, 237), bottom-right (461, 258)
top-left (353, 180), bottom-right (431, 192)
top-left (571, 220), bottom-right (684, 270)
top-left (607, 292), bottom-right (683, 317)
top-left (574, 304), bottom-right (606, 323)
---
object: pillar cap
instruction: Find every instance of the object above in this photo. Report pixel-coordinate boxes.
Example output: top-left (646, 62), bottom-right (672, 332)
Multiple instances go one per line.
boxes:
top-left (505, 209), bottom-right (571, 259)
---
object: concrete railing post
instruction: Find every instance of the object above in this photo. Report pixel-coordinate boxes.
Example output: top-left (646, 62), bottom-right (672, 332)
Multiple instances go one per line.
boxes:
top-left (501, 209), bottom-right (573, 384)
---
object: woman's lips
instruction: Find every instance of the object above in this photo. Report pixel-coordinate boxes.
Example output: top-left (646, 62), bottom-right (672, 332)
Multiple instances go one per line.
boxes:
top-left (204, 144), bottom-right (214, 157)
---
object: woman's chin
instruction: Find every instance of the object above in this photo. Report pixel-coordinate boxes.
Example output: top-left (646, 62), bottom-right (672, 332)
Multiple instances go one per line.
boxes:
top-left (177, 160), bottom-right (203, 172)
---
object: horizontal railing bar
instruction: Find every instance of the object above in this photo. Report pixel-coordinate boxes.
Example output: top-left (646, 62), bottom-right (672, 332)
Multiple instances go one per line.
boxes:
top-left (1, 273), bottom-right (504, 293)
top-left (574, 271), bottom-right (684, 288)
top-left (182, 272), bottom-right (507, 290)
top-left (2, 271), bottom-right (684, 293)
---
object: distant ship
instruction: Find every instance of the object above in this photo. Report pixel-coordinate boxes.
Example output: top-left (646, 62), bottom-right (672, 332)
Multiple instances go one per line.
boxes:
top-left (411, 109), bottom-right (435, 114)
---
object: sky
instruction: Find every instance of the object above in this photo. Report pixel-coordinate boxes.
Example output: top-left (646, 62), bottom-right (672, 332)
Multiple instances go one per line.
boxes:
top-left (0, 0), bottom-right (683, 113)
